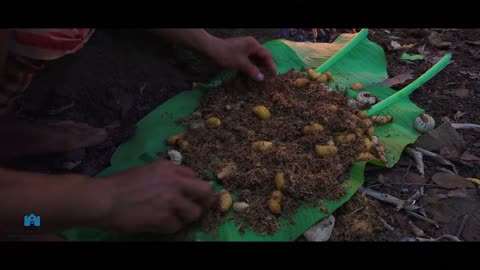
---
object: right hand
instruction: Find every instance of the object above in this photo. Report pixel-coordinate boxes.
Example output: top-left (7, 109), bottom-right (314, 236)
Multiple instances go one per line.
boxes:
top-left (99, 159), bottom-right (213, 233)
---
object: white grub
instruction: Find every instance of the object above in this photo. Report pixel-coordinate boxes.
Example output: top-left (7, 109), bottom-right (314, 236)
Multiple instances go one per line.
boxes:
top-left (356, 91), bottom-right (377, 106)
top-left (414, 114), bottom-right (435, 133)
top-left (167, 149), bottom-right (182, 165)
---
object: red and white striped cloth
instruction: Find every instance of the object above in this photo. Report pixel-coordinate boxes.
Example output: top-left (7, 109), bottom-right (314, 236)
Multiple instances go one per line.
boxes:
top-left (0, 29), bottom-right (95, 112)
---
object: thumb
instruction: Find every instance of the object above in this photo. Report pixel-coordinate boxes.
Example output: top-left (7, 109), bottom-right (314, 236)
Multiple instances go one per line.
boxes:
top-left (238, 59), bottom-right (264, 82)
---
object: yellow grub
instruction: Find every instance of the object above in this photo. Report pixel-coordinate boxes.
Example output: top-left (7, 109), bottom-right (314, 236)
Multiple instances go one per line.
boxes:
top-left (315, 145), bottom-right (338, 157)
top-left (252, 141), bottom-right (274, 152)
top-left (167, 131), bottom-right (187, 145)
top-left (206, 117), bottom-right (221, 128)
top-left (252, 105), bottom-right (271, 120)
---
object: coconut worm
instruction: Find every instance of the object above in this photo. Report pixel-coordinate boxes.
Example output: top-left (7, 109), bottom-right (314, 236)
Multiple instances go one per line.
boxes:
top-left (348, 99), bottom-right (360, 109)
top-left (189, 120), bottom-right (205, 130)
top-left (218, 190), bottom-right (233, 213)
top-left (325, 104), bottom-right (338, 111)
top-left (252, 141), bottom-right (274, 152)
top-left (414, 114), bottom-right (435, 133)
top-left (316, 74), bottom-right (329, 84)
top-left (336, 133), bottom-right (356, 144)
top-left (371, 115), bottom-right (393, 125)
top-left (191, 111), bottom-right (202, 119)
top-left (303, 123), bottom-right (324, 135)
top-left (356, 91), bottom-right (377, 106)
top-left (367, 126), bottom-right (375, 136)
top-left (364, 138), bottom-right (373, 151)
top-left (268, 199), bottom-right (282, 214)
top-left (375, 144), bottom-right (388, 165)
top-left (324, 71), bottom-right (333, 82)
top-left (357, 152), bottom-right (377, 161)
top-left (275, 172), bottom-right (285, 190)
top-left (357, 111), bottom-right (369, 119)
top-left (167, 131), bottom-right (187, 145)
top-left (361, 118), bottom-right (374, 128)
top-left (216, 163), bottom-right (237, 181)
top-left (315, 145), bottom-right (338, 158)
top-left (206, 117), bottom-right (221, 128)
top-left (233, 202), bottom-right (249, 212)
top-left (252, 105), bottom-right (271, 120)
top-left (307, 68), bottom-right (321, 80)
top-left (177, 139), bottom-right (189, 150)
top-left (292, 78), bottom-right (310, 88)
top-left (268, 190), bottom-right (283, 214)
top-left (350, 82), bottom-right (365, 91)
top-left (167, 149), bottom-right (182, 165)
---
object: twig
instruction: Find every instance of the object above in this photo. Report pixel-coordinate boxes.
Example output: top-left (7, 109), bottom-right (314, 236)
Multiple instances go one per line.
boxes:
top-left (401, 159), bottom-right (413, 191)
top-left (436, 167), bottom-right (456, 175)
top-left (408, 220), bottom-right (425, 237)
top-left (451, 123), bottom-right (480, 130)
top-left (361, 188), bottom-right (441, 230)
top-left (414, 147), bottom-right (458, 174)
top-left (407, 211), bottom-right (440, 228)
top-left (417, 235), bottom-right (462, 242)
top-left (359, 187), bottom-right (404, 207)
top-left (405, 147), bottom-right (425, 176)
top-left (379, 218), bottom-right (395, 231)
top-left (456, 214), bottom-right (470, 238)
top-left (396, 190), bottom-right (422, 212)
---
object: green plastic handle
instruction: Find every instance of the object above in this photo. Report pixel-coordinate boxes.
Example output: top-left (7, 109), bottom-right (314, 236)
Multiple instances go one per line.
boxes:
top-left (366, 53), bottom-right (452, 116)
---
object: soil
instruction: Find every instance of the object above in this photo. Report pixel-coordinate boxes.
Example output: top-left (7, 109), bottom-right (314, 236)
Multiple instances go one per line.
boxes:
top-left (4, 28), bottom-right (479, 241)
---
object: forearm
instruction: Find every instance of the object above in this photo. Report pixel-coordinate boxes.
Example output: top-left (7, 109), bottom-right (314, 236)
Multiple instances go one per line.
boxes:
top-left (0, 30), bottom-right (11, 77)
top-left (150, 29), bottom-right (222, 58)
top-left (0, 168), bottom-right (111, 235)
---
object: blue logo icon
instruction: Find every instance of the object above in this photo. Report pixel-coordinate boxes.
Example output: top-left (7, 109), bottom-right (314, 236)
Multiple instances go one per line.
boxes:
top-left (24, 213), bottom-right (41, 227)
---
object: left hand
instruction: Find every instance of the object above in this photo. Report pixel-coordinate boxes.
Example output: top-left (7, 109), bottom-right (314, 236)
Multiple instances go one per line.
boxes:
top-left (207, 36), bottom-right (277, 81)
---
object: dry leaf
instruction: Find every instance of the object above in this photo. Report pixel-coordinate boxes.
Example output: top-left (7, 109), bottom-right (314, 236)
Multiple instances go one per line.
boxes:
top-left (406, 173), bottom-right (428, 185)
top-left (369, 72), bottom-right (413, 87)
top-left (432, 173), bottom-right (475, 189)
top-left (440, 145), bottom-right (460, 160)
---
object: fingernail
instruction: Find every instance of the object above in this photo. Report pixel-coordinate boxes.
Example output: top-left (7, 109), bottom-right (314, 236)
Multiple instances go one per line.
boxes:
top-left (257, 73), bottom-right (265, 81)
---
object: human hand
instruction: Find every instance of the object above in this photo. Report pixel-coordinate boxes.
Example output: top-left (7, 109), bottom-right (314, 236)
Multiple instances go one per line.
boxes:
top-left (207, 36), bottom-right (277, 81)
top-left (99, 159), bottom-right (213, 233)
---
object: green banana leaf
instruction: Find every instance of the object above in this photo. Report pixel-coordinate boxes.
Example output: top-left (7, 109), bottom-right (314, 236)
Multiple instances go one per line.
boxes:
top-left (62, 29), bottom-right (449, 241)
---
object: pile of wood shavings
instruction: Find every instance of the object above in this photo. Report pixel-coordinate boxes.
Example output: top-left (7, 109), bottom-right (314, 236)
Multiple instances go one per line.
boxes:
top-left (169, 70), bottom-right (387, 235)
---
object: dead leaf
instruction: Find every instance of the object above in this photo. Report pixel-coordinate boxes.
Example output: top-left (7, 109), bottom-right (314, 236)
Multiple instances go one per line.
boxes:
top-left (455, 87), bottom-right (469, 97)
top-left (440, 145), bottom-right (460, 159)
top-left (391, 41), bottom-right (416, 51)
top-left (428, 31), bottom-right (452, 48)
top-left (369, 72), bottom-right (413, 87)
top-left (466, 40), bottom-right (480, 46)
top-left (415, 123), bottom-right (466, 152)
top-left (432, 173), bottom-right (475, 189)
top-left (406, 173), bottom-right (428, 185)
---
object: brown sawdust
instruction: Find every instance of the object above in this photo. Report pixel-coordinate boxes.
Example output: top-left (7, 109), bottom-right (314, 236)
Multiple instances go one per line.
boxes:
top-left (173, 70), bottom-right (384, 235)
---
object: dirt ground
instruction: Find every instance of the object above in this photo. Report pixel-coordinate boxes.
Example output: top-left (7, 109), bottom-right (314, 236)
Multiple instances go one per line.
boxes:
top-left (5, 28), bottom-right (480, 241)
